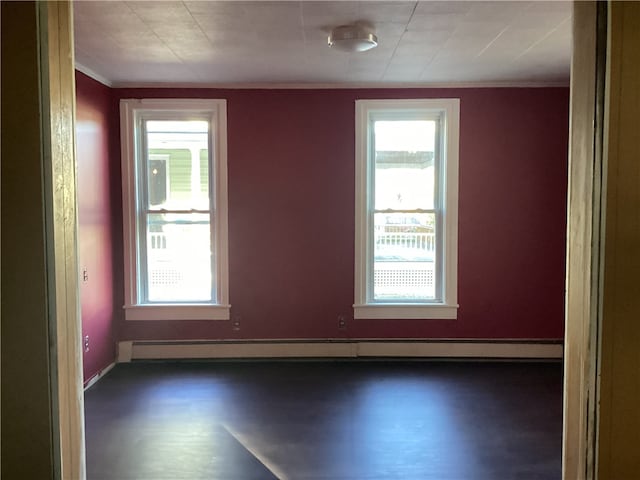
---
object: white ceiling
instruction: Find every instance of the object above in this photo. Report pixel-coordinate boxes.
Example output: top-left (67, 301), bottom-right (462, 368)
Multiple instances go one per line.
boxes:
top-left (73, 1), bottom-right (572, 87)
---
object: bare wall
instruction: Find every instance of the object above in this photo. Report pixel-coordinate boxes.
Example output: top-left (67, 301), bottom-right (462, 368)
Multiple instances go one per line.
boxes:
top-left (107, 86), bottom-right (568, 342)
top-left (76, 72), bottom-right (117, 382)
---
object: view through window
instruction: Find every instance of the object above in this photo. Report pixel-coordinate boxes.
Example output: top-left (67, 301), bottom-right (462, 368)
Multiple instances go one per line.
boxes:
top-left (354, 99), bottom-right (459, 319)
top-left (142, 120), bottom-right (213, 302)
top-left (373, 120), bottom-right (437, 301)
top-left (120, 99), bottom-right (229, 320)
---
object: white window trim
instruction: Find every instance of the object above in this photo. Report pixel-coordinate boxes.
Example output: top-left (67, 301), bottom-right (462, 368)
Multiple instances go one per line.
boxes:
top-left (354, 98), bottom-right (459, 320)
top-left (120, 98), bottom-right (230, 321)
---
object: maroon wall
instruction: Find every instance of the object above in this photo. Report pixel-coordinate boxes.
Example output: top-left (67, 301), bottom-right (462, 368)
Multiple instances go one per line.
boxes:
top-left (109, 86), bottom-right (568, 342)
top-left (76, 72), bottom-right (117, 383)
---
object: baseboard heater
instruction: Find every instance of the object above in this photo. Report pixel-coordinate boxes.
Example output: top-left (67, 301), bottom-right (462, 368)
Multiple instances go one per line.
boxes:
top-left (117, 339), bottom-right (563, 362)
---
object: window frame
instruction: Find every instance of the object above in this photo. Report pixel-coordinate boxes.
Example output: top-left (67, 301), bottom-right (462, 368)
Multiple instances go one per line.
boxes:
top-left (120, 98), bottom-right (230, 321)
top-left (354, 99), bottom-right (459, 320)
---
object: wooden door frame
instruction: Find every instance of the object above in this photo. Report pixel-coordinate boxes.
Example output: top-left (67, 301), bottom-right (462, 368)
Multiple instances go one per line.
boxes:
top-left (1, 1), bottom-right (84, 478)
top-left (563, 2), bottom-right (607, 479)
top-left (42, 2), bottom-right (86, 478)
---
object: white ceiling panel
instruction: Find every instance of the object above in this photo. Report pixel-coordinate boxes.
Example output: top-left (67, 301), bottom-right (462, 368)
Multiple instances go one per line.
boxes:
top-left (414, 1), bottom-right (473, 15)
top-left (73, 0), bottom-right (572, 87)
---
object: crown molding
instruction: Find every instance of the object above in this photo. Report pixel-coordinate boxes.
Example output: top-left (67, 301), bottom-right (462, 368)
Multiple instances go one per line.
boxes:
top-left (110, 80), bottom-right (570, 90)
top-left (74, 63), bottom-right (113, 87)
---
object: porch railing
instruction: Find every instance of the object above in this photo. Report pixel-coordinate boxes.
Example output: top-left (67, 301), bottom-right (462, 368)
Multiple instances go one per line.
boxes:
top-left (375, 231), bottom-right (435, 252)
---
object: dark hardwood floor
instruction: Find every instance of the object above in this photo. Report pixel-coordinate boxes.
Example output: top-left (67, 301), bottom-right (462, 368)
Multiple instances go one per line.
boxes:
top-left (84, 361), bottom-right (562, 480)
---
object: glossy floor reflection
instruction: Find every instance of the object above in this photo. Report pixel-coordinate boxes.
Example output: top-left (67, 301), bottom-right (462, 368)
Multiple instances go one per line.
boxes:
top-left (84, 361), bottom-right (562, 480)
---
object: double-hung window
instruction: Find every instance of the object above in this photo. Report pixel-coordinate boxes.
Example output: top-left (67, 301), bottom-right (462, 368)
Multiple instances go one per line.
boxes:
top-left (120, 99), bottom-right (229, 320)
top-left (354, 99), bottom-right (459, 319)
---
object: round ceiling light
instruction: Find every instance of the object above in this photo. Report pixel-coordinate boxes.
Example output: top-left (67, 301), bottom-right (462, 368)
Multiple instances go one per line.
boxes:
top-left (328, 25), bottom-right (378, 53)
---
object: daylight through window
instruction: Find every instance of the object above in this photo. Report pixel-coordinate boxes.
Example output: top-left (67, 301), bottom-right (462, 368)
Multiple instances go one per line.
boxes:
top-left (354, 99), bottom-right (459, 319)
top-left (120, 99), bottom-right (229, 321)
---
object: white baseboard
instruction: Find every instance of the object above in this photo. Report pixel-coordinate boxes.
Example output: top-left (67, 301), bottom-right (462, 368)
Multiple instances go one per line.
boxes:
top-left (117, 339), bottom-right (563, 362)
top-left (83, 362), bottom-right (116, 390)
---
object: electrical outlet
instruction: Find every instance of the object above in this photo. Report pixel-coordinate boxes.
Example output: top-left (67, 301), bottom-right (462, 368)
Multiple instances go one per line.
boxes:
top-left (82, 268), bottom-right (89, 282)
top-left (338, 314), bottom-right (347, 330)
top-left (84, 335), bottom-right (90, 352)
top-left (232, 316), bottom-right (241, 331)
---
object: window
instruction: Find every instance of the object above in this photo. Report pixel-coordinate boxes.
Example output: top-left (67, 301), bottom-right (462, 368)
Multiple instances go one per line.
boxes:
top-left (120, 99), bottom-right (229, 320)
top-left (354, 99), bottom-right (459, 319)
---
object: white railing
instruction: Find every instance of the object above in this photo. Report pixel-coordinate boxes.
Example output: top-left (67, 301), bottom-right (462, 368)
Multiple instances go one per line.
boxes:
top-left (373, 230), bottom-right (436, 299)
top-left (375, 231), bottom-right (435, 252)
top-left (149, 232), bottom-right (167, 249)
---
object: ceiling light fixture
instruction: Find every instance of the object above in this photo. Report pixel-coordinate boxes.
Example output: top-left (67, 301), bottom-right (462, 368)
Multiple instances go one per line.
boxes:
top-left (328, 24), bottom-right (378, 53)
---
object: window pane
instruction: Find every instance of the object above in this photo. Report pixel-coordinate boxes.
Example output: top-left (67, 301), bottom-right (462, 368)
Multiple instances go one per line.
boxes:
top-left (146, 213), bottom-right (212, 302)
top-left (148, 154), bottom-right (168, 206)
top-left (373, 212), bottom-right (436, 300)
top-left (145, 120), bottom-right (209, 210)
top-left (374, 120), bottom-right (436, 211)
top-left (200, 149), bottom-right (209, 195)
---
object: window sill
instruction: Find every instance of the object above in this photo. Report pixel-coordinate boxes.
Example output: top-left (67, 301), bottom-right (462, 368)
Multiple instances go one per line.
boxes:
top-left (353, 303), bottom-right (458, 320)
top-left (124, 304), bottom-right (231, 321)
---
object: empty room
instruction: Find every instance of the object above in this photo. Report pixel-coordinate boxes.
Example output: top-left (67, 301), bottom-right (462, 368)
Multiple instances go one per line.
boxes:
top-left (4, 1), bottom-right (639, 479)
top-left (72, 2), bottom-right (570, 479)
